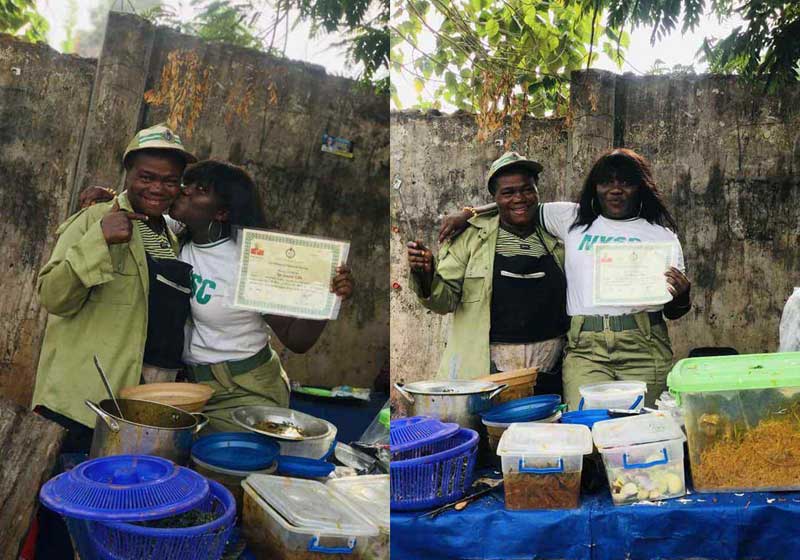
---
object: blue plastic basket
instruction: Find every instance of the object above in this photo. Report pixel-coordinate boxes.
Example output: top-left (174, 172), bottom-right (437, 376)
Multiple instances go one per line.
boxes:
top-left (390, 428), bottom-right (478, 511)
top-left (89, 480), bottom-right (236, 560)
top-left (390, 415), bottom-right (459, 455)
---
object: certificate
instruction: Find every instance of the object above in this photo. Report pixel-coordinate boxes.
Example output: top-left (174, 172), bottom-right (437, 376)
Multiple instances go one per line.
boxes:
top-left (233, 229), bottom-right (350, 320)
top-left (592, 243), bottom-right (675, 306)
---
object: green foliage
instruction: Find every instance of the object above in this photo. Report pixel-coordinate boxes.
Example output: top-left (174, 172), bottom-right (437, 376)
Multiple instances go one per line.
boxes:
top-left (701, 1), bottom-right (800, 89)
top-left (0, 0), bottom-right (48, 42)
top-left (392, 0), bottom-right (628, 116)
top-left (60, 0), bottom-right (78, 53)
top-left (280, 0), bottom-right (390, 93)
top-left (394, 0), bottom-right (800, 115)
top-left (142, 1), bottom-right (263, 50)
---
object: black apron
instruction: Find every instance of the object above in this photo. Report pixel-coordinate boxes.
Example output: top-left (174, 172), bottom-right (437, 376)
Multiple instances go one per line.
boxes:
top-left (142, 253), bottom-right (193, 369)
top-left (489, 228), bottom-right (569, 344)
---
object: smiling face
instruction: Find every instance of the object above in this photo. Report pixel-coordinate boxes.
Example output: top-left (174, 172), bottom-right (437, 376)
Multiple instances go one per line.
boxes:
top-left (596, 176), bottom-right (640, 219)
top-left (494, 171), bottom-right (539, 230)
top-left (124, 151), bottom-right (185, 217)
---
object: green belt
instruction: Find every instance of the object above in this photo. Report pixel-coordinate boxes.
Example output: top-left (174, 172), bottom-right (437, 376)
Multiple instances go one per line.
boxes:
top-left (580, 312), bottom-right (664, 332)
top-left (189, 345), bottom-right (273, 383)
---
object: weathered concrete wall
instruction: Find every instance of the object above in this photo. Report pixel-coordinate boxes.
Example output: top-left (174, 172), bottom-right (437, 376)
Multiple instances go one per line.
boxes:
top-left (0, 36), bottom-right (96, 406)
top-left (0, 12), bottom-right (388, 407)
top-left (390, 69), bottom-right (800, 400)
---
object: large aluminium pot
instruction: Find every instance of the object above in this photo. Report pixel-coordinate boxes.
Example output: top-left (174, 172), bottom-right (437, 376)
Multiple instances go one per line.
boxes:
top-left (393, 380), bottom-right (507, 432)
top-left (86, 398), bottom-right (208, 466)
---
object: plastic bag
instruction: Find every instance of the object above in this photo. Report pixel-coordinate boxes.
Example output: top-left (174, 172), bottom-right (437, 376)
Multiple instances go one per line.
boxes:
top-left (779, 288), bottom-right (800, 352)
top-left (356, 401), bottom-right (390, 447)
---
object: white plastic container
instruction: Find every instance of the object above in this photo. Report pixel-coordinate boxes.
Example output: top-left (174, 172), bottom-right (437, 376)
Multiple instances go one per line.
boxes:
top-left (496, 423), bottom-right (592, 510)
top-left (482, 410), bottom-right (563, 457)
top-left (327, 476), bottom-right (389, 560)
top-left (242, 474), bottom-right (379, 559)
top-left (593, 413), bottom-right (686, 505)
top-left (578, 381), bottom-right (647, 411)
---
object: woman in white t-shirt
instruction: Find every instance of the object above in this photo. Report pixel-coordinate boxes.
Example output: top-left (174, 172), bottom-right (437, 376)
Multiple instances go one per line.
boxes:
top-left (168, 160), bottom-right (353, 432)
top-left (442, 149), bottom-right (691, 409)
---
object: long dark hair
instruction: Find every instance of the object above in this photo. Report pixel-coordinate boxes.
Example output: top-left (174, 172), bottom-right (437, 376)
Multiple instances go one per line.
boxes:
top-left (182, 159), bottom-right (267, 230)
top-left (570, 148), bottom-right (678, 232)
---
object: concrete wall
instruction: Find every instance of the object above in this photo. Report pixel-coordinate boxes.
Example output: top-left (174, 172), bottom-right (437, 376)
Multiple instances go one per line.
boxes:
top-left (0, 36), bottom-right (96, 406)
top-left (390, 70), bottom-right (800, 401)
top-left (0, 12), bottom-right (389, 407)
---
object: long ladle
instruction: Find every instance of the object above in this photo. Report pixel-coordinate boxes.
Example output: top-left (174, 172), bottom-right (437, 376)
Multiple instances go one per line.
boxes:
top-left (93, 354), bottom-right (125, 420)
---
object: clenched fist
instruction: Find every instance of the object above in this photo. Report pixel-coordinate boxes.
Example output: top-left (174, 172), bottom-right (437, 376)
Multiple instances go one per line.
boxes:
top-left (101, 200), bottom-right (149, 245)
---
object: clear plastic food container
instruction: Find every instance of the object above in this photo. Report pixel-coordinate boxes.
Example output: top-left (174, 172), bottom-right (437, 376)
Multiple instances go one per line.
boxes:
top-left (327, 475), bottom-right (389, 560)
top-left (242, 474), bottom-right (379, 559)
top-left (593, 413), bottom-right (686, 505)
top-left (496, 423), bottom-right (592, 510)
top-left (578, 381), bottom-right (646, 411)
top-left (668, 352), bottom-right (800, 493)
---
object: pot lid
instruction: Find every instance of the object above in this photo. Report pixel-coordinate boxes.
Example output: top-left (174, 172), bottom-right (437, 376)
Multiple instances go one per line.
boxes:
top-left (400, 379), bottom-right (499, 395)
top-left (327, 475), bottom-right (389, 530)
top-left (244, 474), bottom-right (378, 535)
top-left (39, 455), bottom-right (209, 522)
top-left (191, 432), bottom-right (280, 471)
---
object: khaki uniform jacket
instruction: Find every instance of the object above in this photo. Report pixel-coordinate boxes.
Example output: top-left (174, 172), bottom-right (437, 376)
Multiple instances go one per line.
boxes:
top-left (32, 193), bottom-right (179, 427)
top-left (410, 213), bottom-right (564, 379)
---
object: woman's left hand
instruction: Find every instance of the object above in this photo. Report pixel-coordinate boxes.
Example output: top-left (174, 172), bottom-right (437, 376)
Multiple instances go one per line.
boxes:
top-left (665, 267), bottom-right (690, 298)
top-left (330, 265), bottom-right (354, 300)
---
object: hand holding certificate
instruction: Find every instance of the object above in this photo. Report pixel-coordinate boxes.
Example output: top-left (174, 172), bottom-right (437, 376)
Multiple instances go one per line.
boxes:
top-left (592, 243), bottom-right (676, 306)
top-left (233, 228), bottom-right (351, 320)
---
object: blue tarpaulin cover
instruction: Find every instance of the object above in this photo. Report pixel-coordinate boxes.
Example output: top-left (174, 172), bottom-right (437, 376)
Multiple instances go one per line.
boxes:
top-left (391, 485), bottom-right (800, 560)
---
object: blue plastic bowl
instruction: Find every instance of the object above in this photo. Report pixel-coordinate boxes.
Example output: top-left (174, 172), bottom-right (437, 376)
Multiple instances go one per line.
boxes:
top-left (191, 432), bottom-right (280, 472)
top-left (560, 409), bottom-right (611, 428)
top-left (481, 394), bottom-right (561, 424)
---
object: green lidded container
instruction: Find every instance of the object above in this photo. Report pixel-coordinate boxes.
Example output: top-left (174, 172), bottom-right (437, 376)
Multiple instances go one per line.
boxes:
top-left (667, 352), bottom-right (800, 493)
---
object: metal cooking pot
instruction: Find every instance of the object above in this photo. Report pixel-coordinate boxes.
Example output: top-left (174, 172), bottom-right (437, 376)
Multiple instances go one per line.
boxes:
top-left (393, 380), bottom-right (507, 432)
top-left (86, 398), bottom-right (208, 466)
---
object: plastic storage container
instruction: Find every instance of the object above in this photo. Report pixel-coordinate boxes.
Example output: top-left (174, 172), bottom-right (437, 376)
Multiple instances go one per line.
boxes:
top-left (482, 411), bottom-right (562, 457)
top-left (241, 474), bottom-right (379, 559)
top-left (578, 381), bottom-right (646, 411)
top-left (496, 423), bottom-right (592, 510)
top-left (327, 476), bottom-right (389, 560)
top-left (668, 352), bottom-right (800, 493)
top-left (593, 413), bottom-right (686, 505)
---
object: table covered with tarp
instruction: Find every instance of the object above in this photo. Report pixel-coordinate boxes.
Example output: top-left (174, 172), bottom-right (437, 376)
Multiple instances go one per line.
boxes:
top-left (390, 483), bottom-right (800, 560)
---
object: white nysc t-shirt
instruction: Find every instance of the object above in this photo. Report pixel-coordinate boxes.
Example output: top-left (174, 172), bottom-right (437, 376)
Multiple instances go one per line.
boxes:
top-left (540, 202), bottom-right (685, 317)
top-left (179, 237), bottom-right (271, 365)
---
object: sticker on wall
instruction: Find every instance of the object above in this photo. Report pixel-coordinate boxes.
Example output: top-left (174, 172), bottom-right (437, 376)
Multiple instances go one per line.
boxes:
top-left (321, 133), bottom-right (354, 159)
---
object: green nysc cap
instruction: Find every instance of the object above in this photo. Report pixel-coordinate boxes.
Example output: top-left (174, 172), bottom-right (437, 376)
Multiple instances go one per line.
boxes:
top-left (123, 123), bottom-right (197, 167)
top-left (487, 151), bottom-right (544, 193)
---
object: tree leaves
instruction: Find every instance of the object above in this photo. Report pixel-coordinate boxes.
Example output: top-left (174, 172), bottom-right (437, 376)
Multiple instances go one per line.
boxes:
top-left (0, 0), bottom-right (48, 42)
